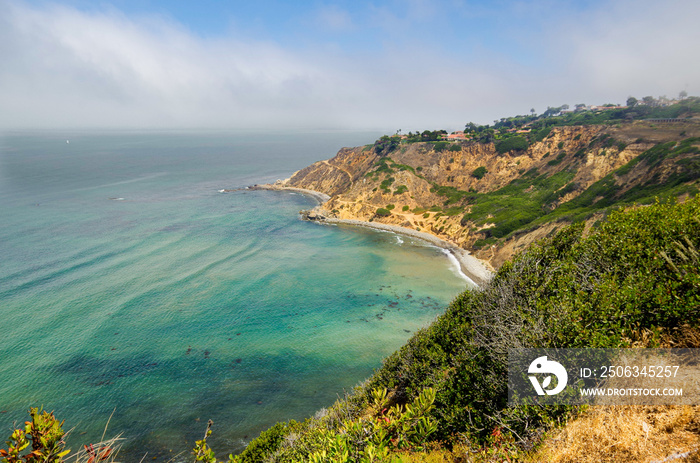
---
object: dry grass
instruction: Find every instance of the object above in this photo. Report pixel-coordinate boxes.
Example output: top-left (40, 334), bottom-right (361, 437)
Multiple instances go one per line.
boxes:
top-left (531, 326), bottom-right (700, 462)
top-left (531, 405), bottom-right (700, 463)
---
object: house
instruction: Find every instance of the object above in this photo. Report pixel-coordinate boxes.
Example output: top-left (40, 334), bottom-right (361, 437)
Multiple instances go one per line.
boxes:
top-left (446, 131), bottom-right (468, 141)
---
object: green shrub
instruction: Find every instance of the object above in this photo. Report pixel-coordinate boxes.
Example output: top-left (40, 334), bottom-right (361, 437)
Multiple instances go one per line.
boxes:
top-left (432, 141), bottom-right (450, 152)
top-left (495, 136), bottom-right (529, 154)
top-left (394, 185), bottom-right (408, 195)
top-left (232, 421), bottom-right (296, 463)
top-left (472, 166), bottom-right (488, 179)
top-left (531, 127), bottom-right (552, 142)
top-left (376, 208), bottom-right (392, 217)
top-left (547, 151), bottom-right (567, 166)
top-left (307, 388), bottom-right (438, 462)
top-left (374, 135), bottom-right (401, 156)
top-left (380, 177), bottom-right (395, 192)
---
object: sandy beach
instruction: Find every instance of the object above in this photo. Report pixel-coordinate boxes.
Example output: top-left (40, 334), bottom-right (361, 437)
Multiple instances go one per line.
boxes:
top-left (322, 218), bottom-right (493, 287)
top-left (255, 183), bottom-right (494, 287)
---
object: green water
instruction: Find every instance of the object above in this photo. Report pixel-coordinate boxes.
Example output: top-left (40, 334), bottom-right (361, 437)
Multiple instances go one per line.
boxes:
top-left (0, 130), bottom-right (471, 460)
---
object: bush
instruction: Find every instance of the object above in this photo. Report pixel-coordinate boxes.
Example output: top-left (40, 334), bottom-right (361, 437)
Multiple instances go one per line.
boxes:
top-left (0, 408), bottom-right (121, 463)
top-left (380, 177), bottom-right (395, 192)
top-left (472, 166), bottom-right (488, 179)
top-left (394, 185), bottom-right (408, 195)
top-left (432, 141), bottom-right (450, 152)
top-left (374, 135), bottom-right (401, 156)
top-left (375, 208), bottom-right (392, 217)
top-left (495, 136), bottom-right (529, 154)
top-left (233, 421), bottom-right (297, 463)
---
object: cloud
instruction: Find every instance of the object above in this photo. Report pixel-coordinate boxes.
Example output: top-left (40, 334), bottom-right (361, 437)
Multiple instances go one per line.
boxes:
top-left (0, 0), bottom-right (699, 131)
top-left (562, 0), bottom-right (700, 99)
top-left (0, 1), bottom-right (336, 128)
top-left (314, 5), bottom-right (354, 32)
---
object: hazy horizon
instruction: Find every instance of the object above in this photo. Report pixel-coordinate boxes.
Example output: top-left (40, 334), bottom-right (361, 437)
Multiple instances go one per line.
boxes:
top-left (1, 0), bottom-right (699, 132)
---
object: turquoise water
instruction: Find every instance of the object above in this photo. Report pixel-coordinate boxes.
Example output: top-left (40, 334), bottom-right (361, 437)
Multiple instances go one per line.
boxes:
top-left (0, 131), bottom-right (471, 461)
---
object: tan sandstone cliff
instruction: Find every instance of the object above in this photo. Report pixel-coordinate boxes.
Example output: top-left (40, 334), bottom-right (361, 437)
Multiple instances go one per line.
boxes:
top-left (274, 121), bottom-right (700, 268)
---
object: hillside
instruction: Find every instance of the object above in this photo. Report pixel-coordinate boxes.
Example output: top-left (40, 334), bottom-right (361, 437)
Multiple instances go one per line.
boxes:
top-left (275, 100), bottom-right (700, 269)
top-left (220, 99), bottom-right (700, 462)
top-left (227, 195), bottom-right (700, 463)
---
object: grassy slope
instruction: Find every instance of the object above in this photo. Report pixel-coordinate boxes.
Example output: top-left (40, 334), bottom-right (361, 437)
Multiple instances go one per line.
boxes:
top-left (356, 100), bottom-right (700, 259)
top-left (233, 196), bottom-right (700, 462)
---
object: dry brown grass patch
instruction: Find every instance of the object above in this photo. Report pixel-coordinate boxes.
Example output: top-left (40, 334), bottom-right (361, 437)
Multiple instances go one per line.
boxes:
top-left (532, 405), bottom-right (700, 463)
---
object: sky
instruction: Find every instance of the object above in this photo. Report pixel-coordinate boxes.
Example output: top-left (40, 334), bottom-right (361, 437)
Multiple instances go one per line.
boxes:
top-left (1, 0), bottom-right (699, 131)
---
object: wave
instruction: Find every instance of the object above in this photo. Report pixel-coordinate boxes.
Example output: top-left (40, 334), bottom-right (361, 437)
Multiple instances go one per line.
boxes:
top-left (438, 248), bottom-right (474, 284)
top-left (69, 172), bottom-right (168, 194)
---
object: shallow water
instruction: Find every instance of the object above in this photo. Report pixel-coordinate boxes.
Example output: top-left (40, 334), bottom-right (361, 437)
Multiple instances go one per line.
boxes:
top-left (0, 130), bottom-right (472, 460)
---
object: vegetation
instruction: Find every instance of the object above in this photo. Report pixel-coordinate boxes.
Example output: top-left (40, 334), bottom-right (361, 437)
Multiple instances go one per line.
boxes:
top-left (373, 135), bottom-right (401, 157)
top-left (403, 130), bottom-right (447, 143)
top-left (393, 185), bottom-right (408, 195)
top-left (0, 408), bottom-right (122, 463)
top-left (494, 135), bottom-right (529, 154)
top-left (462, 96), bottom-right (700, 147)
top-left (214, 197), bottom-right (700, 461)
top-left (429, 133), bottom-right (699, 241)
top-left (471, 166), bottom-right (488, 179)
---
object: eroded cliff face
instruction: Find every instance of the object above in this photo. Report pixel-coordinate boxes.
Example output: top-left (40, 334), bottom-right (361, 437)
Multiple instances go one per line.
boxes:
top-left (281, 122), bottom-right (700, 268)
top-left (286, 147), bottom-right (379, 197)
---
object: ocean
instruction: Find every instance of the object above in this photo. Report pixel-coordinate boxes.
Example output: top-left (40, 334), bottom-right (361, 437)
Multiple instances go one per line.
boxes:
top-left (0, 130), bottom-right (472, 461)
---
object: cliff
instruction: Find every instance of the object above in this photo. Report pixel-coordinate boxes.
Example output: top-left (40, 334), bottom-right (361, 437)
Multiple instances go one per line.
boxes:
top-left (278, 120), bottom-right (700, 268)
top-left (231, 101), bottom-right (700, 462)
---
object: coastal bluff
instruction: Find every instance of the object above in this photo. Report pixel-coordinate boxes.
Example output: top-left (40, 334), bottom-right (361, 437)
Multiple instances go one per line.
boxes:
top-left (258, 120), bottom-right (700, 270)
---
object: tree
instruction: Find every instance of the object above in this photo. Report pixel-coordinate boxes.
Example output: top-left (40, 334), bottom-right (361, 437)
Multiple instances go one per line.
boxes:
top-left (465, 122), bottom-right (478, 133)
top-left (680, 90), bottom-right (688, 100)
top-left (643, 96), bottom-right (656, 106)
top-left (626, 96), bottom-right (638, 107)
top-left (530, 108), bottom-right (536, 116)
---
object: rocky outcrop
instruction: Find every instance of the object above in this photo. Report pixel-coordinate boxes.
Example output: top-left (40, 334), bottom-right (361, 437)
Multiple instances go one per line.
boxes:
top-left (284, 147), bottom-right (379, 197)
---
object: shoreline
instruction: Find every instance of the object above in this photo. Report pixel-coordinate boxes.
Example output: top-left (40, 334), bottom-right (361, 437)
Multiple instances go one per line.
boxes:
top-left (322, 218), bottom-right (492, 287)
top-left (252, 183), bottom-right (493, 287)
